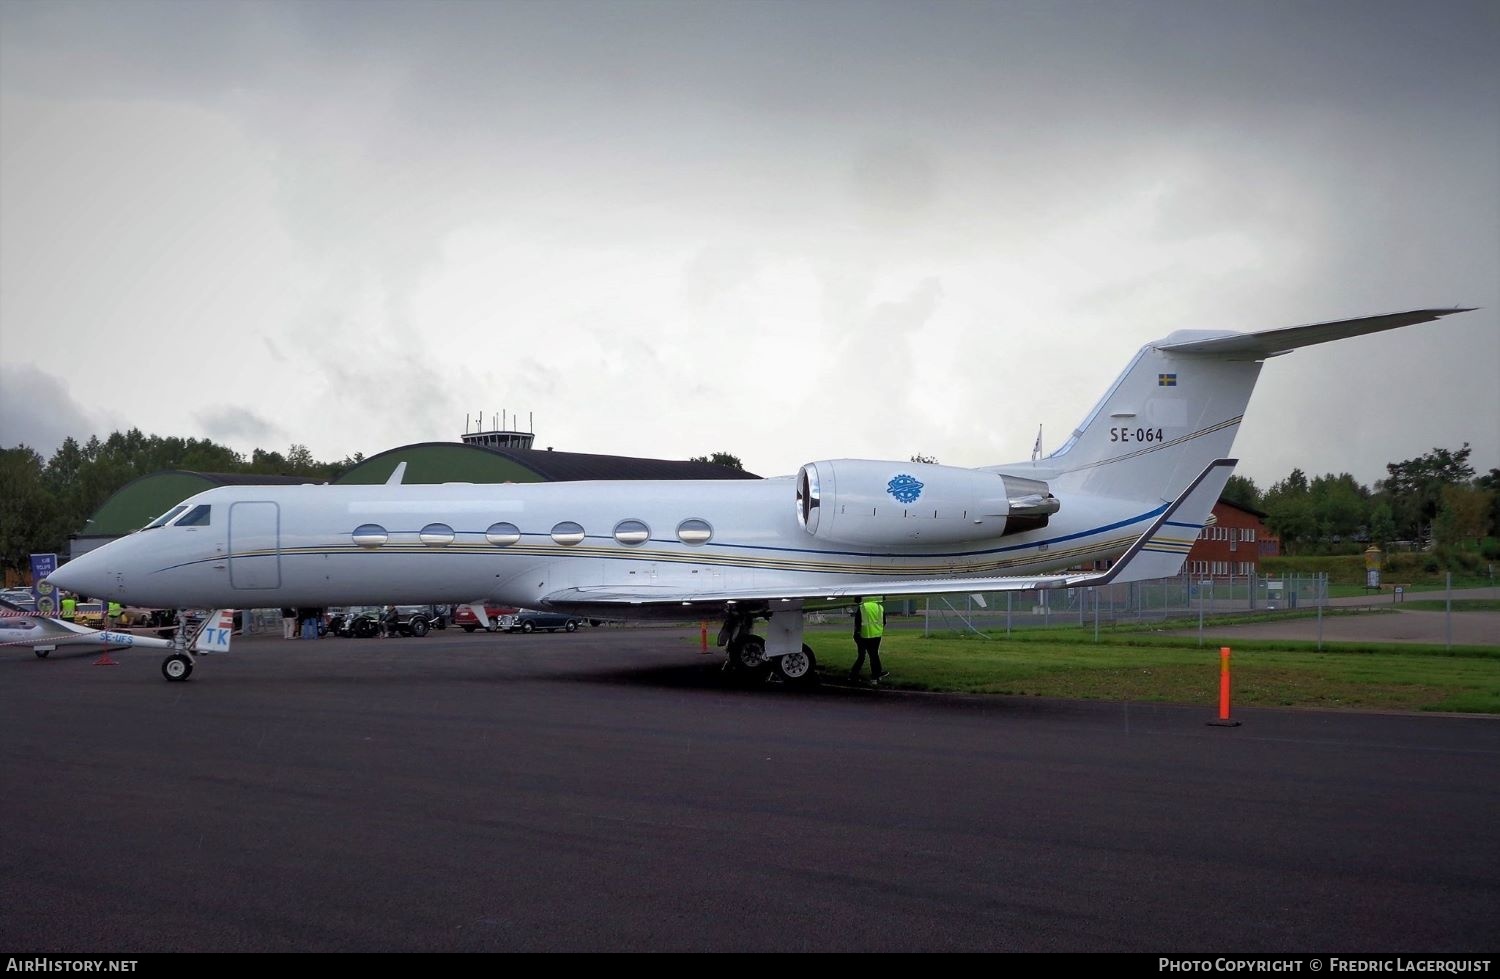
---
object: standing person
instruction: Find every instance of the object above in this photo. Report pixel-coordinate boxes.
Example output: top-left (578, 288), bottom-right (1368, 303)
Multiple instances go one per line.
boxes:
top-left (281, 607), bottom-right (296, 640)
top-left (382, 604), bottom-right (399, 639)
top-left (850, 595), bottom-right (888, 685)
top-left (299, 607), bottom-right (318, 640)
top-left (60, 593), bottom-right (76, 623)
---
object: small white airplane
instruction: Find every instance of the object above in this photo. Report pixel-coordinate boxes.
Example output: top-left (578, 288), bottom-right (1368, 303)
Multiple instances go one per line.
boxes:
top-left (44, 307), bottom-right (1473, 683)
top-left (1, 603), bottom-right (234, 678)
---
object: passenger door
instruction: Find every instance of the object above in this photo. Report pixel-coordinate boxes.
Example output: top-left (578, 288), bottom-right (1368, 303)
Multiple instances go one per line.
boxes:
top-left (228, 501), bottom-right (281, 590)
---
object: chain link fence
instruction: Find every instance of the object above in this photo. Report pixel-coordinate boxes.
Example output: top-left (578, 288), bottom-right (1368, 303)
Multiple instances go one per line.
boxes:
top-left (915, 571), bottom-right (1332, 637)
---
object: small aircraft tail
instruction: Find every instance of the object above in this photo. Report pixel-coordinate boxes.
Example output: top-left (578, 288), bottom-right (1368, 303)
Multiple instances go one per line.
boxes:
top-left (1034, 308), bottom-right (1471, 505)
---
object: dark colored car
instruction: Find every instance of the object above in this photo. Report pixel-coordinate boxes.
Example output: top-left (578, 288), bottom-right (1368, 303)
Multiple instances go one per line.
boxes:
top-left (507, 609), bottom-right (581, 633)
top-left (331, 607), bottom-right (382, 638)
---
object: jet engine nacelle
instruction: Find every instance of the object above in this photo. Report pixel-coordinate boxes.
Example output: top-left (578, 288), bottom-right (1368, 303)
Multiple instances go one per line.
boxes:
top-left (795, 460), bottom-right (1059, 546)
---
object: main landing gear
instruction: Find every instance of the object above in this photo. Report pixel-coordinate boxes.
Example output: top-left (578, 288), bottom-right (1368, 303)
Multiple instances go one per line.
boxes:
top-left (718, 609), bottom-right (818, 687)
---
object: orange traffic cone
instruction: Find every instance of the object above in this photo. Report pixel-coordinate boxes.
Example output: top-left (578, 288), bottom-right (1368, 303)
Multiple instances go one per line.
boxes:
top-left (93, 651), bottom-right (118, 666)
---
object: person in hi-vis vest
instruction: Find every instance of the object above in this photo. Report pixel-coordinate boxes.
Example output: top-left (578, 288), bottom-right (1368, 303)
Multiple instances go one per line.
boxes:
top-left (850, 596), bottom-right (888, 684)
top-left (60, 594), bottom-right (76, 622)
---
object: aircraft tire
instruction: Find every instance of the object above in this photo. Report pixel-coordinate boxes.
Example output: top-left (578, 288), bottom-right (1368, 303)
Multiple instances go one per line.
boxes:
top-left (774, 644), bottom-right (818, 686)
top-left (34, 648), bottom-right (49, 659)
top-left (462, 626), bottom-right (476, 633)
top-left (162, 654), bottom-right (193, 682)
top-left (727, 635), bottom-right (773, 685)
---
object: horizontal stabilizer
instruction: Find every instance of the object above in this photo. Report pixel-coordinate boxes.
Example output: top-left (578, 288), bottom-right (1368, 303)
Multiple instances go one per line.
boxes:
top-left (1155, 308), bottom-right (1474, 360)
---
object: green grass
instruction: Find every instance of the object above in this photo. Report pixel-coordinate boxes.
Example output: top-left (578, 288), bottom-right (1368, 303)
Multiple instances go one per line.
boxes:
top-left (743, 622), bottom-right (1500, 714)
top-left (1398, 599), bottom-right (1500, 613)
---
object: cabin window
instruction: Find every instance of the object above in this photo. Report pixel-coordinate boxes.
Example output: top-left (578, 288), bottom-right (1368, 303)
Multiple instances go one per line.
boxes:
top-left (143, 505), bottom-right (188, 530)
top-left (676, 518), bottom-right (713, 545)
top-left (176, 504), bottom-right (212, 527)
top-left (420, 523), bottom-right (455, 546)
top-left (352, 524), bottom-right (389, 548)
top-left (613, 519), bottom-right (650, 546)
top-left (550, 521), bottom-right (585, 546)
top-left (486, 522), bottom-right (521, 546)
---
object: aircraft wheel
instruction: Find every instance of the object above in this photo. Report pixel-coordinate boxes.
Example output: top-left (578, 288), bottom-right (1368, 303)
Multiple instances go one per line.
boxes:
top-left (34, 648), bottom-right (50, 659)
top-left (774, 644), bottom-right (818, 685)
top-left (728, 635), bottom-right (773, 684)
top-left (565, 620), bottom-right (577, 632)
top-left (462, 625), bottom-right (476, 633)
top-left (162, 654), bottom-right (193, 682)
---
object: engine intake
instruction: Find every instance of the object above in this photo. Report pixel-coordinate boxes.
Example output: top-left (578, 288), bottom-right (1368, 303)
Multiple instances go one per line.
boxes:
top-left (796, 460), bottom-right (1058, 546)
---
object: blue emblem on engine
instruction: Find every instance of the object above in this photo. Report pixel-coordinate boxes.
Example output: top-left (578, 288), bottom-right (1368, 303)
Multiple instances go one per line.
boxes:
top-left (887, 474), bottom-right (924, 504)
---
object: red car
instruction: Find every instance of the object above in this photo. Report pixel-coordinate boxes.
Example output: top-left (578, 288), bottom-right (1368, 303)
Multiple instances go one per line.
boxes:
top-left (452, 603), bottom-right (518, 633)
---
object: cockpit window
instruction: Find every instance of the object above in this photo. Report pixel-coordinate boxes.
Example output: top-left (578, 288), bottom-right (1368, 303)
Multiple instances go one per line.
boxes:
top-left (176, 504), bottom-right (212, 527)
top-left (143, 505), bottom-right (188, 530)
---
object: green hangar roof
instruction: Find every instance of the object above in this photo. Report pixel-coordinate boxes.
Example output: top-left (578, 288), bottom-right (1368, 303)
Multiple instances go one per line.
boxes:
top-left (336, 443), bottom-right (759, 484)
top-left (80, 471), bottom-right (309, 539)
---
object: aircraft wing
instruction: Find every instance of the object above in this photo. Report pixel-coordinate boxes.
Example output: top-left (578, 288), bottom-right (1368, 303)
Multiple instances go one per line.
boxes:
top-left (540, 459), bottom-right (1235, 617)
top-left (1155, 308), bottom-right (1474, 360)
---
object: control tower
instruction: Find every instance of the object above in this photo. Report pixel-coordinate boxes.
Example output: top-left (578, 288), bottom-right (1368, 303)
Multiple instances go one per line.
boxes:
top-left (462, 411), bottom-right (536, 451)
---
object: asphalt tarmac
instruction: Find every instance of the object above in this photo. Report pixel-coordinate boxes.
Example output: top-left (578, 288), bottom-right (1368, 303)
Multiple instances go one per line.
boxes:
top-left (3, 627), bottom-right (1497, 953)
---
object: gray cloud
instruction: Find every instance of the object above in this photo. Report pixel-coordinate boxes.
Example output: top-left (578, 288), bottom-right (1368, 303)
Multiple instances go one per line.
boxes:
top-left (195, 405), bottom-right (282, 443)
top-left (0, 364), bottom-right (107, 456)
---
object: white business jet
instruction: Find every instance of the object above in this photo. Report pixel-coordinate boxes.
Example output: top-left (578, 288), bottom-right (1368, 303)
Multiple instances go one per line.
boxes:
top-left (45, 308), bottom-right (1473, 683)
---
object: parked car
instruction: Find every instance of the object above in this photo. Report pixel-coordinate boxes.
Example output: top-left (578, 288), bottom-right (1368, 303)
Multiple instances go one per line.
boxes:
top-left (507, 608), bottom-right (581, 633)
top-left (1, 588), bottom-right (37, 611)
top-left (390, 605), bottom-right (438, 637)
top-left (453, 603), bottom-right (519, 633)
top-left (331, 606), bottom-right (383, 638)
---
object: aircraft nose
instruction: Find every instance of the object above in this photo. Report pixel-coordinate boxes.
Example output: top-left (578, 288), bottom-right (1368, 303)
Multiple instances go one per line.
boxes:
top-left (44, 549), bottom-right (115, 599)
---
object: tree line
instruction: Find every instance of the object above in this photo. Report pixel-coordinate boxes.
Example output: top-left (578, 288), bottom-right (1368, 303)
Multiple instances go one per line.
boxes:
top-left (1221, 443), bottom-right (1498, 557)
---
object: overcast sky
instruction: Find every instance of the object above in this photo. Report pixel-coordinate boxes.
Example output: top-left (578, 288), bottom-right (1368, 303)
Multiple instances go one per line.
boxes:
top-left (2, 0), bottom-right (1496, 490)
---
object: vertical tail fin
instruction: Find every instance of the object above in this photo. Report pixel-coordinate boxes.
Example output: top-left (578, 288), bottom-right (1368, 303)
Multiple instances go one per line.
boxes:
top-left (1043, 342), bottom-right (1261, 504)
top-left (1038, 308), bottom-right (1472, 505)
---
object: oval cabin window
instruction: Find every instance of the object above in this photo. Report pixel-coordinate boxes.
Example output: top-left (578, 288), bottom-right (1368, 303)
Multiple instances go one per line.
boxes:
top-left (676, 519), bottom-right (713, 545)
top-left (352, 524), bottom-right (389, 548)
top-left (550, 521), bottom-right (586, 546)
top-left (420, 523), bottom-right (455, 546)
top-left (486, 522), bottom-right (521, 546)
top-left (613, 519), bottom-right (650, 546)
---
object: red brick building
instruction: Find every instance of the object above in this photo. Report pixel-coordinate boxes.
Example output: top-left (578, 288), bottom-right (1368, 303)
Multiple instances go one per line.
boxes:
top-left (1185, 499), bottom-right (1279, 577)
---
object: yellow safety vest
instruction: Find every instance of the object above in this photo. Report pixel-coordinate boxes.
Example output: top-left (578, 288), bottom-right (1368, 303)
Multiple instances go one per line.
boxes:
top-left (61, 598), bottom-right (76, 619)
top-left (858, 600), bottom-right (885, 639)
